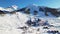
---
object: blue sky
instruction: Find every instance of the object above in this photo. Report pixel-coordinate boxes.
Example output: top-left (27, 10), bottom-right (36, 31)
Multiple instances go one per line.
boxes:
top-left (0, 0), bottom-right (60, 8)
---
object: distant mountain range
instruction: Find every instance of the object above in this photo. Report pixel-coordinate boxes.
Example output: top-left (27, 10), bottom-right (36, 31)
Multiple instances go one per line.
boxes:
top-left (0, 4), bottom-right (60, 17)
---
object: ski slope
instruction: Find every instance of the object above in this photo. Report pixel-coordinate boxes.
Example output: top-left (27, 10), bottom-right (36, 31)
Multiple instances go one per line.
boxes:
top-left (0, 12), bottom-right (60, 34)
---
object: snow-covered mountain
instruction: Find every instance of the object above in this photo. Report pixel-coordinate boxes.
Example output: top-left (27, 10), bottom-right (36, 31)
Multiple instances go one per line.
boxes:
top-left (0, 4), bottom-right (60, 34)
top-left (17, 4), bottom-right (60, 17)
top-left (0, 5), bottom-right (18, 12)
top-left (0, 4), bottom-right (60, 17)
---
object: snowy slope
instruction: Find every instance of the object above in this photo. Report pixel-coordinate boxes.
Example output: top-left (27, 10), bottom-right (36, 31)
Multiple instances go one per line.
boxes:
top-left (0, 12), bottom-right (30, 34)
top-left (0, 12), bottom-right (28, 28)
top-left (0, 12), bottom-right (60, 34)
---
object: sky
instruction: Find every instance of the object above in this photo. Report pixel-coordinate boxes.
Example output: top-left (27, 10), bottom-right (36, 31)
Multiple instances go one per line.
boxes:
top-left (0, 0), bottom-right (60, 8)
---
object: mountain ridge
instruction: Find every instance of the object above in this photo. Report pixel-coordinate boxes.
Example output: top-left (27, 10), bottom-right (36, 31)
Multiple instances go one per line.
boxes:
top-left (0, 4), bottom-right (60, 17)
top-left (17, 4), bottom-right (60, 17)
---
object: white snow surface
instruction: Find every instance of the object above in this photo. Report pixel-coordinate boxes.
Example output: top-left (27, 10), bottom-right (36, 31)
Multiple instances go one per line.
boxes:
top-left (0, 12), bottom-right (60, 34)
top-left (0, 12), bottom-right (29, 34)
